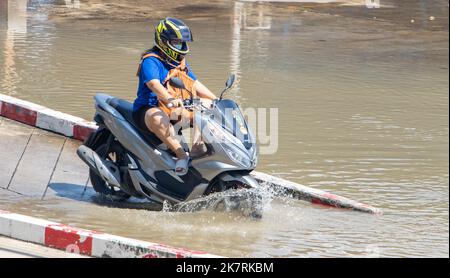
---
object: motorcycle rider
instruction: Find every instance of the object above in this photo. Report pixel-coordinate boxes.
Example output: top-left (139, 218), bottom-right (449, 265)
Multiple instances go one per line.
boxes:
top-left (133, 18), bottom-right (217, 176)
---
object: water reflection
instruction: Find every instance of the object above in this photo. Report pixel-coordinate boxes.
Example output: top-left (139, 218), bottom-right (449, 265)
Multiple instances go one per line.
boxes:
top-left (231, 1), bottom-right (272, 96)
top-left (0, 0), bottom-right (28, 97)
top-left (57, 0), bottom-right (80, 9)
top-left (0, 0), bottom-right (57, 99)
top-left (0, 0), bottom-right (28, 33)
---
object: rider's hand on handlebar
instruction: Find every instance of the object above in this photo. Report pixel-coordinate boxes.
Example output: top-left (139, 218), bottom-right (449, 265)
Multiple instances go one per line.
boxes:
top-left (167, 98), bottom-right (184, 108)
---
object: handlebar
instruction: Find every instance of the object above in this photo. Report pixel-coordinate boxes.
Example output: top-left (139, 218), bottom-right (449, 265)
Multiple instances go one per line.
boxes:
top-left (166, 99), bottom-right (202, 110)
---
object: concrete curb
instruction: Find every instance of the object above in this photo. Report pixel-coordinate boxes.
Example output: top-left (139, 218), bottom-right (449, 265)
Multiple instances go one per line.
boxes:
top-left (0, 94), bottom-right (97, 141)
top-left (0, 210), bottom-right (221, 258)
top-left (251, 171), bottom-right (382, 215)
top-left (0, 93), bottom-right (382, 215)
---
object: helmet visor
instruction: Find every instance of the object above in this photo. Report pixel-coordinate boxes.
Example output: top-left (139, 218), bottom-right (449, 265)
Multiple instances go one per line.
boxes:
top-left (168, 39), bottom-right (189, 53)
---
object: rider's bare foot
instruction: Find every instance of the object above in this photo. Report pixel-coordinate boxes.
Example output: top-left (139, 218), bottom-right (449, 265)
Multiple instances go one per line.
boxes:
top-left (174, 148), bottom-right (189, 176)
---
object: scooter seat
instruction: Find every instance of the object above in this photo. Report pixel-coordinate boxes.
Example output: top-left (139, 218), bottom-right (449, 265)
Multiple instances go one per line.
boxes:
top-left (108, 98), bottom-right (163, 148)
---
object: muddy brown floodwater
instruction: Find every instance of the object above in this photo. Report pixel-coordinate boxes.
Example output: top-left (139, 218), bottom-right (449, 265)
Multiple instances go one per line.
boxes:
top-left (0, 0), bottom-right (448, 257)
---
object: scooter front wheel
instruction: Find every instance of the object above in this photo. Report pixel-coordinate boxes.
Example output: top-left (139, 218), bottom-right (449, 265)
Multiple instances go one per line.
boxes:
top-left (205, 173), bottom-right (263, 218)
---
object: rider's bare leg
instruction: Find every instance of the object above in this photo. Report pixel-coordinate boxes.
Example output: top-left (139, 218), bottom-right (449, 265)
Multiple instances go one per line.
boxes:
top-left (144, 107), bottom-right (187, 160)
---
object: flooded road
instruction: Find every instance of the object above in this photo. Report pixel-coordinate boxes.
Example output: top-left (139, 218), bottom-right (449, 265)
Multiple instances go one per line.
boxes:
top-left (0, 0), bottom-right (448, 257)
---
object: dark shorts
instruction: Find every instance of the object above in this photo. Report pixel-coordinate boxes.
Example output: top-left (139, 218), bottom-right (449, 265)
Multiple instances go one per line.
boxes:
top-left (132, 104), bottom-right (185, 132)
top-left (132, 105), bottom-right (154, 131)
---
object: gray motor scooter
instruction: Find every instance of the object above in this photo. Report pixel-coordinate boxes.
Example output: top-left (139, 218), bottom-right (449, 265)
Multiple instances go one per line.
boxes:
top-left (77, 75), bottom-right (261, 215)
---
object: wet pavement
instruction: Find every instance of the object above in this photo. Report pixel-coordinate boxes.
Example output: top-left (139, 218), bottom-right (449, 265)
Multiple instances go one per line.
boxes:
top-left (0, 117), bottom-right (89, 198)
top-left (0, 116), bottom-right (162, 209)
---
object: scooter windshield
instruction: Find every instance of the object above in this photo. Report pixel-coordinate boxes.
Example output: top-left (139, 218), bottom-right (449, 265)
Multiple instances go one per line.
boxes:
top-left (212, 99), bottom-right (253, 149)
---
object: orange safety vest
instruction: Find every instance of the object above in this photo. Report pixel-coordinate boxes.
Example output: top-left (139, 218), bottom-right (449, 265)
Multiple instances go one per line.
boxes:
top-left (136, 53), bottom-right (197, 121)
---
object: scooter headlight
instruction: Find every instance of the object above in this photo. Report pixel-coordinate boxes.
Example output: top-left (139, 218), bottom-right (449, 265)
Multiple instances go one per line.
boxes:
top-left (222, 143), bottom-right (251, 168)
top-left (207, 121), bottom-right (251, 168)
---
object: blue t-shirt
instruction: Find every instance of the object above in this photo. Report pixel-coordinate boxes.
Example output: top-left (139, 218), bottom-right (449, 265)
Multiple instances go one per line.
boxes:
top-left (133, 53), bottom-right (197, 112)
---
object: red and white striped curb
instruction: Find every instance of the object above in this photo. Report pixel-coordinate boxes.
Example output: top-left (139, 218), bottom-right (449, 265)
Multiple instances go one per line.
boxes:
top-left (0, 210), bottom-right (220, 258)
top-left (0, 93), bottom-right (382, 215)
top-left (0, 94), bottom-right (97, 141)
top-left (251, 171), bottom-right (382, 215)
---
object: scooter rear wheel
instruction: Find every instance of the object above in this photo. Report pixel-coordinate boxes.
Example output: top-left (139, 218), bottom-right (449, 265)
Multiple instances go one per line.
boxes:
top-left (89, 142), bottom-right (131, 201)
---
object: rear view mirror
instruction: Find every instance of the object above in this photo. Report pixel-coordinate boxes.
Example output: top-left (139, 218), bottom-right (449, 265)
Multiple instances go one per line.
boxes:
top-left (225, 74), bottom-right (235, 89)
top-left (219, 74), bottom-right (236, 100)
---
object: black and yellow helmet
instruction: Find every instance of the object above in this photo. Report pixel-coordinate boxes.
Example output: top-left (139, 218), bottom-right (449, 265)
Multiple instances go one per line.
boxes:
top-left (154, 17), bottom-right (193, 63)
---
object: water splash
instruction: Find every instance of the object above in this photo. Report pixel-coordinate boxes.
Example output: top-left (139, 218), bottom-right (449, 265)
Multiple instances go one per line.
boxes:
top-left (90, 181), bottom-right (302, 219)
top-left (170, 183), bottom-right (284, 219)
top-left (162, 200), bottom-right (173, 212)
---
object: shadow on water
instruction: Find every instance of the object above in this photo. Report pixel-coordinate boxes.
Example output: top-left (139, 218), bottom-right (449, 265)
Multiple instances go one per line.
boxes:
top-left (47, 183), bottom-right (163, 210)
